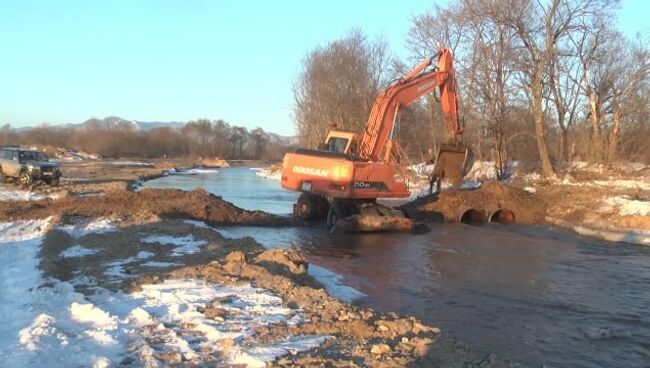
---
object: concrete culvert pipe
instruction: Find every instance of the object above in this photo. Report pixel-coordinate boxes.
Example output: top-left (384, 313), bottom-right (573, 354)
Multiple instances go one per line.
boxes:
top-left (489, 209), bottom-right (516, 224)
top-left (459, 209), bottom-right (486, 224)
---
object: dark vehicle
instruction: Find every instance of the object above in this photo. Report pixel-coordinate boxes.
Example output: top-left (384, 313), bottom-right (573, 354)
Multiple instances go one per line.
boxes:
top-left (0, 147), bottom-right (62, 186)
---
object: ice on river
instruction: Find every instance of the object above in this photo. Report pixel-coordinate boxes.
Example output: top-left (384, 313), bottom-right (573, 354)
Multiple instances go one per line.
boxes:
top-left (308, 264), bottom-right (366, 302)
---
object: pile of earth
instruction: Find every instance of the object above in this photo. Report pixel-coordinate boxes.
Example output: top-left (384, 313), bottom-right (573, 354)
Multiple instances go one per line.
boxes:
top-left (0, 188), bottom-right (297, 226)
top-left (134, 248), bottom-right (512, 367)
top-left (402, 182), bottom-right (547, 224)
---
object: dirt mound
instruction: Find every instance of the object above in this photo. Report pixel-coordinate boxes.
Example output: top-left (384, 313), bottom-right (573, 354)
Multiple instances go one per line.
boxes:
top-left (132, 248), bottom-right (509, 367)
top-left (403, 182), bottom-right (547, 224)
top-left (0, 188), bottom-right (296, 226)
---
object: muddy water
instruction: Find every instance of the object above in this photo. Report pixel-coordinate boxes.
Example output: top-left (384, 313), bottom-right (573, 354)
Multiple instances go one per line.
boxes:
top-left (144, 168), bottom-right (650, 367)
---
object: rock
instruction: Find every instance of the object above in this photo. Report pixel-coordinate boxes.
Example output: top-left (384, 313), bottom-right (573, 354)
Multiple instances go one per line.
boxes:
top-left (337, 312), bottom-right (349, 322)
top-left (377, 325), bottom-right (389, 333)
top-left (254, 249), bottom-right (307, 274)
top-left (412, 321), bottom-right (440, 334)
top-left (155, 352), bottom-right (182, 363)
top-left (409, 337), bottom-right (434, 356)
top-left (224, 251), bottom-right (247, 274)
top-left (371, 343), bottom-right (391, 355)
top-left (347, 311), bottom-right (362, 320)
top-left (225, 251), bottom-right (246, 263)
top-left (376, 319), bottom-right (412, 336)
top-left (203, 306), bottom-right (226, 321)
top-left (219, 338), bottom-right (235, 349)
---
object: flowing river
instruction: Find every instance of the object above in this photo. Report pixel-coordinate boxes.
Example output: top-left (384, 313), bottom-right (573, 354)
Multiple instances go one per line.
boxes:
top-left (144, 167), bottom-right (650, 367)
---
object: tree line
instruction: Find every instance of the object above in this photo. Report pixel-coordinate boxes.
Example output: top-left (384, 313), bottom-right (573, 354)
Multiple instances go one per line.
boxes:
top-left (0, 118), bottom-right (292, 160)
top-left (293, 0), bottom-right (650, 176)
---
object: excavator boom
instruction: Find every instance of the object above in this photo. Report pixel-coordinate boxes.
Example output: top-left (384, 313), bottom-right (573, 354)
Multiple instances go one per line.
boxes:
top-left (359, 49), bottom-right (463, 162)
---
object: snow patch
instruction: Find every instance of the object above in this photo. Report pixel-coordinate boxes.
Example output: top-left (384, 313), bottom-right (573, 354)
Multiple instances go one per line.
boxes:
top-left (60, 245), bottom-right (98, 258)
top-left (230, 335), bottom-right (331, 367)
top-left (558, 176), bottom-right (650, 191)
top-left (600, 196), bottom-right (650, 216)
top-left (0, 218), bottom-right (52, 244)
top-left (0, 186), bottom-right (51, 202)
top-left (141, 261), bottom-right (180, 268)
top-left (69, 302), bottom-right (117, 330)
top-left (182, 219), bottom-right (218, 231)
top-left (523, 186), bottom-right (537, 193)
top-left (141, 234), bottom-right (208, 256)
top-left (408, 162), bottom-right (434, 178)
top-left (57, 218), bottom-right (117, 238)
top-left (18, 314), bottom-right (68, 351)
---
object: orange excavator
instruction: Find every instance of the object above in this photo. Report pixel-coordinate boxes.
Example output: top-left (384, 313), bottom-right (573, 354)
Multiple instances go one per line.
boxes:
top-left (281, 48), bottom-right (472, 231)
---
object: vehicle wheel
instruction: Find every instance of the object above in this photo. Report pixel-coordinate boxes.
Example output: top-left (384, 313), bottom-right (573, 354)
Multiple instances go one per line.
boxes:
top-left (47, 177), bottom-right (60, 187)
top-left (295, 193), bottom-right (315, 219)
top-left (18, 171), bottom-right (33, 186)
top-left (327, 200), bottom-right (349, 228)
top-left (314, 196), bottom-right (330, 219)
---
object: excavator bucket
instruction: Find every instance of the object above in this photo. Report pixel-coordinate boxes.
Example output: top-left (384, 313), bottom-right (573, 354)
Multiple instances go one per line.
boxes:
top-left (431, 144), bottom-right (473, 186)
top-left (333, 205), bottom-right (419, 233)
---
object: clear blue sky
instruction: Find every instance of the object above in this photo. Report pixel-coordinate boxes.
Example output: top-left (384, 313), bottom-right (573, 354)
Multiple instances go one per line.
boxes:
top-left (1, 0), bottom-right (647, 136)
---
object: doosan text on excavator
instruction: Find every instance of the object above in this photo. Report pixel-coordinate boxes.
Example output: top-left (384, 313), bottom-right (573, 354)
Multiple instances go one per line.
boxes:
top-left (280, 48), bottom-right (473, 232)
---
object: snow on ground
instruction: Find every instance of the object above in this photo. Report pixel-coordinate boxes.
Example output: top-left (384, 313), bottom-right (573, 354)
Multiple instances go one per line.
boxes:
top-left (308, 264), bottom-right (366, 302)
top-left (141, 261), bottom-right (180, 268)
top-left (558, 176), bottom-right (650, 191)
top-left (104, 251), bottom-right (155, 279)
top-left (0, 186), bottom-right (50, 202)
top-left (408, 162), bottom-right (434, 178)
top-left (570, 161), bottom-right (650, 175)
top-left (182, 219), bottom-right (218, 231)
top-left (0, 218), bottom-right (53, 243)
top-left (409, 160), bottom-right (519, 182)
top-left (60, 245), bottom-right (98, 258)
top-left (56, 218), bottom-right (118, 238)
top-left (599, 196), bottom-right (650, 216)
top-left (1, 219), bottom-right (331, 367)
top-left (7, 277), bottom-right (331, 367)
top-left (141, 234), bottom-right (208, 256)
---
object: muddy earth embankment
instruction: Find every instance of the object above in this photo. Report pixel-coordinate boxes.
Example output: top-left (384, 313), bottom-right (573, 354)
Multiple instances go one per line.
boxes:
top-left (0, 188), bottom-right (297, 226)
top-left (402, 182), bottom-right (547, 225)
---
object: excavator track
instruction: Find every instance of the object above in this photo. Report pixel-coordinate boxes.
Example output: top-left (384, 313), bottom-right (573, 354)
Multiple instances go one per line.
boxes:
top-left (330, 201), bottom-right (420, 233)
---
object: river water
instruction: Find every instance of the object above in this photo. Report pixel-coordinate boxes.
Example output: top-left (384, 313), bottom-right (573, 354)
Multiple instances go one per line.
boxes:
top-left (144, 167), bottom-right (650, 367)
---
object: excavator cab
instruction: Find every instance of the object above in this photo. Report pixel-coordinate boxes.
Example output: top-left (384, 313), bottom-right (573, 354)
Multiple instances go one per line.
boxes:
top-left (322, 131), bottom-right (361, 155)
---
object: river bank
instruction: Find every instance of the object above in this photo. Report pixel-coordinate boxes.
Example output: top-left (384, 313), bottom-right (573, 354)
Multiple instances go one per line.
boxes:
top-left (0, 164), bottom-right (514, 366)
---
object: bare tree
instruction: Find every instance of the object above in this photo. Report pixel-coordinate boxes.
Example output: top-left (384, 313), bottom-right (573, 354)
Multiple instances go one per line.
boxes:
top-left (607, 35), bottom-right (650, 160)
top-left (293, 29), bottom-right (391, 147)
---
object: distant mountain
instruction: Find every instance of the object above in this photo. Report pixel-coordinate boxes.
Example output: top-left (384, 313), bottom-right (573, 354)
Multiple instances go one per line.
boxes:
top-left (133, 121), bottom-right (186, 131)
top-left (15, 116), bottom-right (298, 143)
top-left (76, 117), bottom-right (185, 131)
top-left (267, 132), bottom-right (299, 147)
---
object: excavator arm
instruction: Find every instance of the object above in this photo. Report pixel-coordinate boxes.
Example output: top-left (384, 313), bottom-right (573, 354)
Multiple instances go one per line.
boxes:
top-left (358, 48), bottom-right (462, 162)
